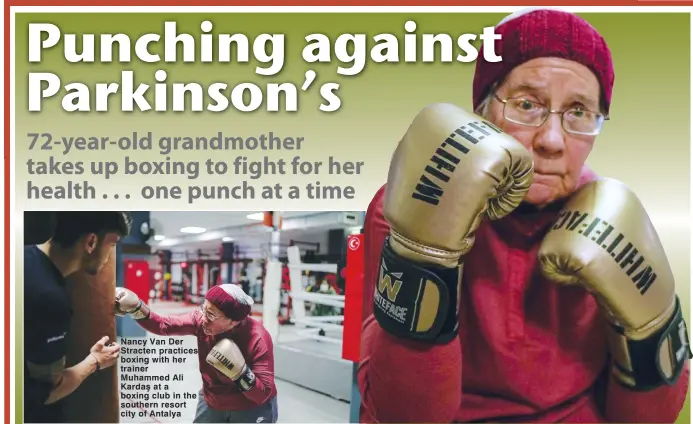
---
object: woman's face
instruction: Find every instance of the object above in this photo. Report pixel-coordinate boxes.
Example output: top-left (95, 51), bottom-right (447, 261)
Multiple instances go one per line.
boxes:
top-left (200, 301), bottom-right (237, 335)
top-left (486, 57), bottom-right (603, 207)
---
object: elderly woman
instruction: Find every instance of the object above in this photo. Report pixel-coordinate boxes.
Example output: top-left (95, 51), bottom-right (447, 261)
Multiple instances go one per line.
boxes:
top-left (357, 9), bottom-right (691, 423)
top-left (116, 284), bottom-right (278, 423)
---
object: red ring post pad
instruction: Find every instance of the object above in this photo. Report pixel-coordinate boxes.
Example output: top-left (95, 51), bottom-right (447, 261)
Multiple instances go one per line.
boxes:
top-left (373, 237), bottom-right (460, 344)
top-left (342, 234), bottom-right (365, 362)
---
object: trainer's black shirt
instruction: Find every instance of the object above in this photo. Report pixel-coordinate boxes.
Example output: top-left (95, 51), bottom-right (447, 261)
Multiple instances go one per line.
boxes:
top-left (23, 245), bottom-right (72, 423)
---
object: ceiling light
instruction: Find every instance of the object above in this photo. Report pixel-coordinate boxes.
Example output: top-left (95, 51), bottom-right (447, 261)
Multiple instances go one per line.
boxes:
top-left (180, 226), bottom-right (207, 234)
top-left (222, 237), bottom-right (234, 242)
top-left (246, 213), bottom-right (264, 221)
top-left (154, 235), bottom-right (166, 241)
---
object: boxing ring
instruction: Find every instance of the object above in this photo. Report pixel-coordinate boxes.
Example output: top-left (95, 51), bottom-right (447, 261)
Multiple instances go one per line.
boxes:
top-left (263, 239), bottom-right (364, 407)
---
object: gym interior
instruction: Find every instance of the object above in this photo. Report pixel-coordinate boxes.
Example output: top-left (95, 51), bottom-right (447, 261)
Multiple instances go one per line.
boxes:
top-left (116, 211), bottom-right (365, 423)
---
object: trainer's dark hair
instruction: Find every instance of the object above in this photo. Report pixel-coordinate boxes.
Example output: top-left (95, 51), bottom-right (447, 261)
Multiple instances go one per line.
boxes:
top-left (51, 212), bottom-right (132, 248)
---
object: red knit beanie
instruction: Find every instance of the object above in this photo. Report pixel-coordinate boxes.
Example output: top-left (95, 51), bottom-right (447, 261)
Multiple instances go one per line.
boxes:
top-left (473, 9), bottom-right (615, 114)
top-left (206, 284), bottom-right (254, 321)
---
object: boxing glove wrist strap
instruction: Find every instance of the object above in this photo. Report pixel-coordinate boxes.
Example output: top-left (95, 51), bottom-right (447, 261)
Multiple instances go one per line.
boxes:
top-left (130, 300), bottom-right (150, 320)
top-left (372, 237), bottom-right (460, 344)
top-left (608, 296), bottom-right (692, 391)
top-left (235, 366), bottom-right (256, 392)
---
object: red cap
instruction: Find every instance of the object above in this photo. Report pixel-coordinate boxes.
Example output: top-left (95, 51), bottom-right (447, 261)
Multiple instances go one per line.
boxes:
top-left (473, 9), bottom-right (615, 114)
top-left (205, 284), bottom-right (253, 321)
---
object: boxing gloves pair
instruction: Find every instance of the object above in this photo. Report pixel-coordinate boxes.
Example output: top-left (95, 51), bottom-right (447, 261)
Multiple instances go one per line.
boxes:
top-left (373, 103), bottom-right (690, 391)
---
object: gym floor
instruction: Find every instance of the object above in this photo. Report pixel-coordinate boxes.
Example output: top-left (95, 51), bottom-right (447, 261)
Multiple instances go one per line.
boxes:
top-left (118, 301), bottom-right (351, 423)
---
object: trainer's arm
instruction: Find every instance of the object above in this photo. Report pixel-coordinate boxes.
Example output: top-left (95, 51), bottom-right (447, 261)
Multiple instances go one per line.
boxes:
top-left (357, 186), bottom-right (462, 424)
top-left (24, 305), bottom-right (99, 406)
top-left (38, 355), bottom-right (99, 405)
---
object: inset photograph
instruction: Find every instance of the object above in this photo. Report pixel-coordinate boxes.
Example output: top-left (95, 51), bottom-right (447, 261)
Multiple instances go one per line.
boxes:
top-left (22, 211), bottom-right (365, 423)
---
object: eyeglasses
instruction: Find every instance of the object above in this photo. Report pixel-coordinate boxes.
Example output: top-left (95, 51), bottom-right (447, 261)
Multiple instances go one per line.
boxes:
top-left (200, 305), bottom-right (228, 323)
top-left (493, 94), bottom-right (609, 136)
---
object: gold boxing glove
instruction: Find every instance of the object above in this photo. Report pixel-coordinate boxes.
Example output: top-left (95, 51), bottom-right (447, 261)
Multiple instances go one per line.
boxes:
top-left (114, 288), bottom-right (150, 320)
top-left (374, 103), bottom-right (534, 344)
top-left (206, 339), bottom-right (256, 392)
top-left (538, 178), bottom-right (691, 390)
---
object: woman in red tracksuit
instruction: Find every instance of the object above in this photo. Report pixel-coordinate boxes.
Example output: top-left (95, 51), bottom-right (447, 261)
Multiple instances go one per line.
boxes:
top-left (116, 284), bottom-right (278, 423)
top-left (357, 9), bottom-right (690, 423)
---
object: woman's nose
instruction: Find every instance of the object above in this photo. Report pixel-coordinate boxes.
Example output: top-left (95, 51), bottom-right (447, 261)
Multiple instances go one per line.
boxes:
top-left (533, 114), bottom-right (566, 158)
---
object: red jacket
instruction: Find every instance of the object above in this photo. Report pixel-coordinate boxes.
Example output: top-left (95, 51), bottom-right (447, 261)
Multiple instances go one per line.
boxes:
top-left (137, 311), bottom-right (277, 411)
top-left (358, 169), bottom-right (689, 423)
